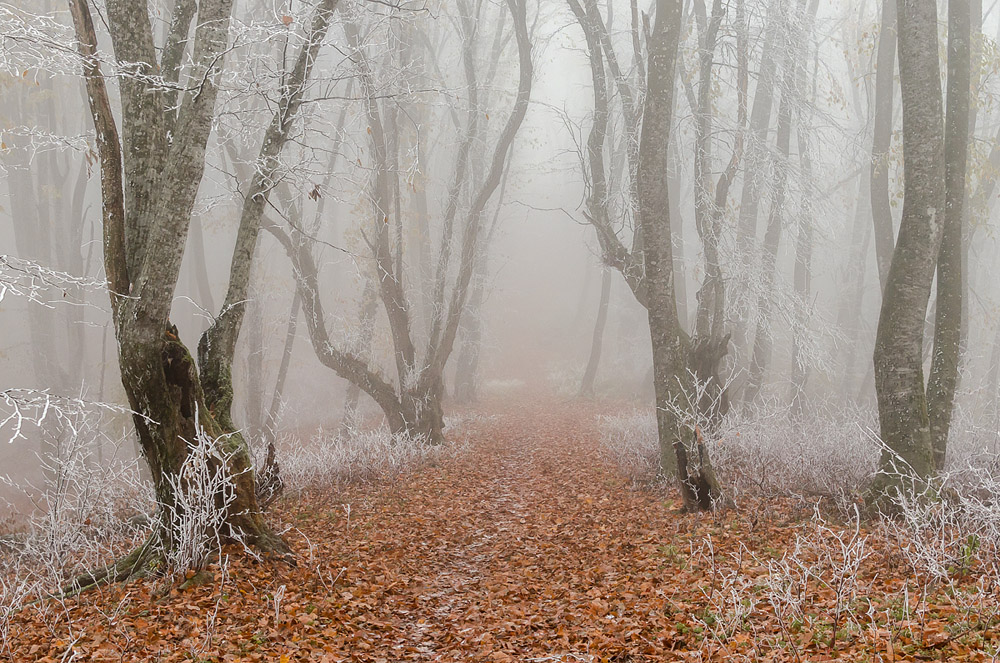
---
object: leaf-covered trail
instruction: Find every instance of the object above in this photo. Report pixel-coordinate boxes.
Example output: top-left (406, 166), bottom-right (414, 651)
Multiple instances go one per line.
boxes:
top-left (300, 401), bottom-right (695, 661)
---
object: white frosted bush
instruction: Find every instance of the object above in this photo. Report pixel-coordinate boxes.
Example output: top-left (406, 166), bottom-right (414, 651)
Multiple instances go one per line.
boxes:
top-left (278, 426), bottom-right (454, 494)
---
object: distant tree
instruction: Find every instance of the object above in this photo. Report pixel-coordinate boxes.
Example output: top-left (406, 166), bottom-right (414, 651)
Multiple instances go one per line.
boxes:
top-left (870, 0), bottom-right (897, 290)
top-left (268, 0), bottom-right (533, 443)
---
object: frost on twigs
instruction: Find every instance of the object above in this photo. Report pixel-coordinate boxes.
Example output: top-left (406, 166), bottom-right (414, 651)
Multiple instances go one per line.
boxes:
top-left (161, 423), bottom-right (244, 578)
top-left (277, 425), bottom-right (460, 495)
top-left (0, 389), bottom-right (144, 445)
top-left (0, 415), bottom-right (151, 650)
top-left (598, 397), bottom-right (880, 506)
top-left (0, 255), bottom-right (106, 309)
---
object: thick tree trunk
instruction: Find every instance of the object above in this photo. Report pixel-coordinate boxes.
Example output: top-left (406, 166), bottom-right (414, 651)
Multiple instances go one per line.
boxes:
top-left (641, 0), bottom-right (720, 511)
top-left (927, 0), bottom-right (970, 471)
top-left (69, 0), bottom-right (289, 581)
top-left (871, 0), bottom-right (946, 504)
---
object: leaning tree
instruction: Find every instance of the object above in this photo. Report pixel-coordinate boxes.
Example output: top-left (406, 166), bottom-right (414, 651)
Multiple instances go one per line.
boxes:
top-left (266, 0), bottom-right (533, 443)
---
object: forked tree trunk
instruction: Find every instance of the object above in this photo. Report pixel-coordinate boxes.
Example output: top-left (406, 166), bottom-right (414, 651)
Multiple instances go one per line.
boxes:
top-left (69, 0), bottom-right (288, 587)
top-left (641, 0), bottom-right (721, 511)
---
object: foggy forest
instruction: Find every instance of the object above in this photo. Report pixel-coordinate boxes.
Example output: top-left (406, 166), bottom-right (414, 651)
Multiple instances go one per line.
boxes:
top-left (1, 0), bottom-right (999, 659)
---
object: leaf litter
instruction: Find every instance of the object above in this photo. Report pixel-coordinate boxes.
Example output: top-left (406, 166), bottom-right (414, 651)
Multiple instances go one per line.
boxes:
top-left (5, 399), bottom-right (1000, 661)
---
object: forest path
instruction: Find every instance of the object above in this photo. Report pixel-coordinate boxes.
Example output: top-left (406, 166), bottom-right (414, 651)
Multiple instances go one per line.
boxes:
top-left (284, 399), bottom-right (697, 661)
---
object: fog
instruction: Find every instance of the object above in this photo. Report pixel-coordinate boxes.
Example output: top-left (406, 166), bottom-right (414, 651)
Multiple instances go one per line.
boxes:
top-left (1, 0), bottom-right (999, 518)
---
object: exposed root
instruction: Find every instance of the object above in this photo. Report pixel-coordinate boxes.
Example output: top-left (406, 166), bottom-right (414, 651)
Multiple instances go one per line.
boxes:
top-left (53, 519), bottom-right (295, 601)
top-left (58, 534), bottom-right (162, 600)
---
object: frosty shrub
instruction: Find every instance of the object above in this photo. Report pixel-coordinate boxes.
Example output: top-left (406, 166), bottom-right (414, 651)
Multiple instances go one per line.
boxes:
top-left (597, 411), bottom-right (661, 484)
top-left (597, 400), bottom-right (880, 502)
top-left (277, 426), bottom-right (455, 494)
top-left (710, 400), bottom-right (879, 506)
top-left (0, 417), bottom-right (151, 587)
top-left (162, 423), bottom-right (243, 576)
top-left (880, 457), bottom-right (1000, 584)
top-left (0, 415), bottom-right (150, 652)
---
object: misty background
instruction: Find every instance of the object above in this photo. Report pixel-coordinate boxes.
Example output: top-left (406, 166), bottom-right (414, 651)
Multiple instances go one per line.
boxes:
top-left (1, 0), bottom-right (999, 506)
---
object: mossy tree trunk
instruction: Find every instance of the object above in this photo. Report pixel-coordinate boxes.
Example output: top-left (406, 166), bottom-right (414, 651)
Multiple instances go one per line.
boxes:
top-left (69, 0), bottom-right (289, 577)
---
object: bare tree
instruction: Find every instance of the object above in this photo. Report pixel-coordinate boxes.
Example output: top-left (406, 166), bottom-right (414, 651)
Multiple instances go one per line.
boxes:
top-left (269, 0), bottom-right (533, 443)
top-left (870, 0), bottom-right (897, 290)
top-left (67, 0), bottom-right (290, 587)
top-left (570, 0), bottom-right (720, 510)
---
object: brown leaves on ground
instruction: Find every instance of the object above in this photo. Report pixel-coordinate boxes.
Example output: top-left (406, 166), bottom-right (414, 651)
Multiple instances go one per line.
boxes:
top-left (6, 399), bottom-right (1000, 661)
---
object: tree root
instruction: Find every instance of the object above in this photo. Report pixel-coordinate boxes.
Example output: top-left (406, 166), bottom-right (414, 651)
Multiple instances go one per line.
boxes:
top-left (54, 520), bottom-right (295, 601)
top-left (58, 534), bottom-right (163, 600)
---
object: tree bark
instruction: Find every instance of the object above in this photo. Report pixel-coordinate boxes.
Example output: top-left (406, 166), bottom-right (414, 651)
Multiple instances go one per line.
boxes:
top-left (579, 267), bottom-right (612, 398)
top-left (69, 0), bottom-right (288, 582)
top-left (870, 0), bottom-right (898, 291)
top-left (641, 0), bottom-right (720, 511)
top-left (871, 0), bottom-right (946, 504)
top-left (926, 0), bottom-right (970, 471)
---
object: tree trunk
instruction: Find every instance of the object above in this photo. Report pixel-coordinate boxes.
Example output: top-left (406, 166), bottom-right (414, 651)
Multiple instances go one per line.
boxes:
top-left (870, 0), bottom-right (898, 292)
top-left (69, 0), bottom-right (288, 585)
top-left (454, 258), bottom-right (488, 405)
top-left (790, 2), bottom-right (819, 416)
top-left (579, 267), bottom-right (612, 398)
top-left (641, 0), bottom-right (720, 511)
top-left (744, 18), bottom-right (798, 404)
top-left (340, 282), bottom-right (379, 435)
top-left (735, 0), bottom-right (783, 252)
top-left (870, 0), bottom-right (946, 504)
top-left (926, 0), bottom-right (970, 471)
top-left (199, 0), bottom-right (340, 433)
